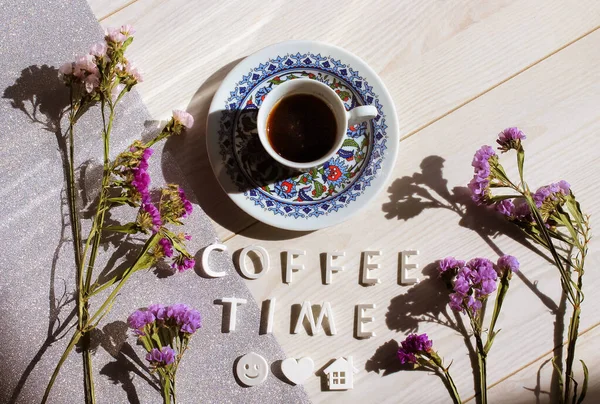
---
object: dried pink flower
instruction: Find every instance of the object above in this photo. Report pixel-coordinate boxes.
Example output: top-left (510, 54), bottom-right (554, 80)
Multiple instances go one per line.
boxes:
top-left (120, 24), bottom-right (136, 36)
top-left (89, 42), bottom-right (107, 58)
top-left (58, 62), bottom-right (73, 76)
top-left (172, 110), bottom-right (194, 128)
top-left (125, 60), bottom-right (143, 83)
top-left (105, 27), bottom-right (126, 43)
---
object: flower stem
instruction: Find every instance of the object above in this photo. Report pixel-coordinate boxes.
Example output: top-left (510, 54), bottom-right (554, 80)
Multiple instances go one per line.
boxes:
top-left (43, 234), bottom-right (156, 402)
top-left (83, 347), bottom-right (95, 404)
top-left (78, 100), bottom-right (116, 404)
top-left (474, 331), bottom-right (488, 404)
top-left (84, 101), bottom-right (114, 291)
top-left (41, 330), bottom-right (82, 404)
top-left (442, 367), bottom-right (462, 404)
top-left (468, 311), bottom-right (487, 404)
top-left (161, 375), bottom-right (172, 404)
top-left (171, 373), bottom-right (177, 404)
top-left (564, 302), bottom-right (581, 403)
top-left (67, 98), bottom-right (83, 270)
top-left (88, 234), bottom-right (158, 326)
top-left (484, 271), bottom-right (511, 354)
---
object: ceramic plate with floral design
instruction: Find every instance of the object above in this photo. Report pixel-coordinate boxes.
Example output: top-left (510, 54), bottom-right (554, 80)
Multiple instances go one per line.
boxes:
top-left (206, 41), bottom-right (399, 231)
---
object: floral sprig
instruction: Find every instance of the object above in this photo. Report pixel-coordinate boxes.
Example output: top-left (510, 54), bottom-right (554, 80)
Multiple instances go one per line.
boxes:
top-left (468, 128), bottom-right (591, 404)
top-left (399, 255), bottom-right (518, 404)
top-left (438, 255), bottom-right (518, 404)
top-left (42, 27), bottom-right (197, 404)
top-left (58, 25), bottom-right (141, 109)
top-left (397, 333), bottom-right (461, 404)
top-left (128, 304), bottom-right (202, 404)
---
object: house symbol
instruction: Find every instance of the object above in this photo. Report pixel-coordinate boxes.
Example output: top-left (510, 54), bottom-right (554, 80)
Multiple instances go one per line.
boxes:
top-left (323, 356), bottom-right (360, 390)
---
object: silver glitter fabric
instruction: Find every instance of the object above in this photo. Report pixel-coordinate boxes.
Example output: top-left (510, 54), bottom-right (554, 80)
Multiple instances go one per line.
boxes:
top-left (0, 1), bottom-right (309, 403)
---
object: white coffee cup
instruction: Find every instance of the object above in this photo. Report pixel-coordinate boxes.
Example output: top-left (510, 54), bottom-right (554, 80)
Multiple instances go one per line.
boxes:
top-left (257, 79), bottom-right (378, 170)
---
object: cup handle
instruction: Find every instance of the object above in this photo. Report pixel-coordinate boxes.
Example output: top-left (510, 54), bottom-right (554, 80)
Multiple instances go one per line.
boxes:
top-left (346, 105), bottom-right (378, 126)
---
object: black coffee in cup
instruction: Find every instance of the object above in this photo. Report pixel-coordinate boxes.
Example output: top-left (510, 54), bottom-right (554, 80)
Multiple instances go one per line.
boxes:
top-left (266, 94), bottom-right (337, 163)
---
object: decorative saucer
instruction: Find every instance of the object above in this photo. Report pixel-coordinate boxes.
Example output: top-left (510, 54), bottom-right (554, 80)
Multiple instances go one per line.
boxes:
top-left (206, 40), bottom-right (399, 231)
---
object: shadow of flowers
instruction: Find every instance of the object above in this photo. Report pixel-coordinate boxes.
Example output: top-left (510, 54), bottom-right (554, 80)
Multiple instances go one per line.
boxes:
top-left (2, 65), bottom-right (159, 403)
top-left (89, 321), bottom-right (160, 404)
top-left (371, 155), bottom-right (566, 403)
top-left (3, 65), bottom-right (77, 404)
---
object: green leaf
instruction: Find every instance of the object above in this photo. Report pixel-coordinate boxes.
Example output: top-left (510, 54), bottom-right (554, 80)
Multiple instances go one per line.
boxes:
top-left (552, 357), bottom-right (565, 398)
top-left (140, 336), bottom-right (153, 352)
top-left (490, 194), bottom-right (522, 202)
top-left (165, 230), bottom-right (189, 256)
top-left (342, 139), bottom-right (360, 148)
top-left (121, 36), bottom-right (134, 51)
top-left (577, 360), bottom-right (589, 404)
top-left (151, 332), bottom-right (162, 348)
top-left (131, 235), bottom-right (160, 272)
top-left (103, 222), bottom-right (139, 234)
top-left (517, 148), bottom-right (525, 185)
top-left (313, 182), bottom-right (325, 198)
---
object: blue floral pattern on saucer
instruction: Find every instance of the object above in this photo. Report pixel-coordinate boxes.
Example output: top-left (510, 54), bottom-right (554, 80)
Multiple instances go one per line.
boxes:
top-left (217, 52), bottom-right (388, 219)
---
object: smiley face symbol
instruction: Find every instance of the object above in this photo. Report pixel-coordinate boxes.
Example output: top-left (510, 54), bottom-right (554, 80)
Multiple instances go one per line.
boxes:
top-left (235, 352), bottom-right (269, 387)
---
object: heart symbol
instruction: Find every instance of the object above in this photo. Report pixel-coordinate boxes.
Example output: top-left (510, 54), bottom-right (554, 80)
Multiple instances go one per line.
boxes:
top-left (281, 357), bottom-right (314, 385)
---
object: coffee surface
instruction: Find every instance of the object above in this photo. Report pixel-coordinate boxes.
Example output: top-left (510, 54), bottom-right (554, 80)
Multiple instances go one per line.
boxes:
top-left (266, 94), bottom-right (337, 163)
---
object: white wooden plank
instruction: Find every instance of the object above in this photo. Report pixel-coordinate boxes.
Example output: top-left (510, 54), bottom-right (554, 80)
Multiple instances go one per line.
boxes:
top-left (87, 0), bottom-right (137, 21)
top-left (98, 0), bottom-right (600, 240)
top-left (483, 324), bottom-right (600, 403)
top-left (221, 29), bottom-right (600, 403)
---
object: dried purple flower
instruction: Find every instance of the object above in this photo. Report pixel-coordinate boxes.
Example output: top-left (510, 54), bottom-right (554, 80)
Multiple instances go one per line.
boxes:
top-left (479, 279), bottom-right (497, 296)
top-left (472, 145), bottom-right (496, 178)
top-left (466, 295), bottom-right (482, 313)
top-left (127, 309), bottom-right (155, 335)
top-left (467, 258), bottom-right (497, 281)
top-left (132, 167), bottom-right (151, 202)
top-left (496, 199), bottom-right (515, 217)
top-left (397, 349), bottom-right (417, 365)
top-left (145, 347), bottom-right (175, 366)
top-left (497, 255), bottom-right (519, 274)
top-left (141, 202), bottom-right (162, 233)
top-left (449, 293), bottom-right (464, 312)
top-left (497, 127), bottom-right (526, 152)
top-left (453, 274), bottom-right (471, 296)
top-left (147, 304), bottom-right (166, 320)
top-left (438, 257), bottom-right (465, 273)
top-left (178, 187), bottom-right (193, 218)
top-left (557, 180), bottom-right (571, 194)
top-left (533, 181), bottom-right (571, 208)
top-left (469, 146), bottom-right (497, 205)
top-left (165, 303), bottom-right (189, 322)
top-left (513, 200), bottom-right (532, 221)
top-left (138, 148), bottom-right (153, 171)
top-left (158, 238), bottom-right (173, 258)
top-left (447, 257), bottom-right (499, 314)
top-left (171, 256), bottom-right (195, 272)
top-left (179, 307), bottom-right (202, 334)
top-left (397, 333), bottom-right (433, 364)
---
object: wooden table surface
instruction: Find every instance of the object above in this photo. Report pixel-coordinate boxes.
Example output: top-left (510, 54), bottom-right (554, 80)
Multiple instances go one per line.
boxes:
top-left (87, 1), bottom-right (600, 402)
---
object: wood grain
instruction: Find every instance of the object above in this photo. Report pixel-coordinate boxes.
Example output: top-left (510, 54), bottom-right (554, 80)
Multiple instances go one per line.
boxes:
top-left (222, 29), bottom-right (600, 402)
top-left (95, 0), bottom-right (600, 240)
top-left (483, 324), bottom-right (600, 403)
top-left (88, 0), bottom-right (137, 21)
top-left (85, 1), bottom-right (600, 402)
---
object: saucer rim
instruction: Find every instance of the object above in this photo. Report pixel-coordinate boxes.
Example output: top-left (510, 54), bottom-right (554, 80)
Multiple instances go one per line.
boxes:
top-left (206, 40), bottom-right (399, 231)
